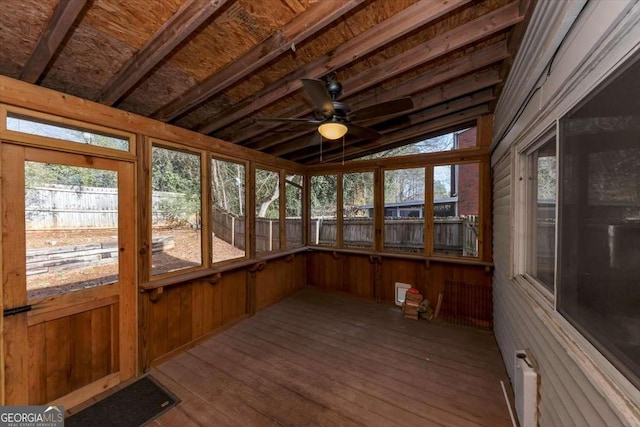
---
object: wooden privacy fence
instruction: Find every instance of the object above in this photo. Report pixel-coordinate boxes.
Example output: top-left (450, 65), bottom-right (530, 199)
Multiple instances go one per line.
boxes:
top-left (26, 185), bottom-right (186, 229)
top-left (311, 216), bottom-right (479, 256)
top-left (212, 207), bottom-right (303, 252)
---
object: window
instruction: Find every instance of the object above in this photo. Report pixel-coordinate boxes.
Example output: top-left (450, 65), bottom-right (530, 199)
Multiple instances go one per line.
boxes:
top-left (7, 113), bottom-right (130, 152)
top-left (557, 53), bottom-right (640, 388)
top-left (309, 174), bottom-right (337, 246)
top-left (525, 138), bottom-right (556, 290)
top-left (285, 174), bottom-right (303, 248)
top-left (353, 128), bottom-right (474, 160)
top-left (151, 145), bottom-right (202, 275)
top-left (211, 158), bottom-right (246, 263)
top-left (25, 162), bottom-right (119, 297)
top-left (433, 162), bottom-right (479, 257)
top-left (343, 171), bottom-right (374, 249)
top-left (255, 168), bottom-right (280, 253)
top-left (384, 167), bottom-right (425, 252)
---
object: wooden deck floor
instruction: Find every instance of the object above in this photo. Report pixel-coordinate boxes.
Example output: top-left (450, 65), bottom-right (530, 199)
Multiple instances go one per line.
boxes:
top-left (148, 288), bottom-right (514, 427)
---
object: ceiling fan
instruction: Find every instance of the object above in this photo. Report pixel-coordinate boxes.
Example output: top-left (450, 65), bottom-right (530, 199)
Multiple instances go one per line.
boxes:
top-left (258, 75), bottom-right (414, 141)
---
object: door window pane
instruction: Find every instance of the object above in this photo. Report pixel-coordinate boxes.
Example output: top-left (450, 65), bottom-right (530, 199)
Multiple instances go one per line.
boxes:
top-left (151, 145), bottom-right (202, 275)
top-left (285, 174), bottom-right (303, 248)
top-left (384, 168), bottom-right (425, 252)
top-left (211, 158), bottom-right (246, 263)
top-left (310, 175), bottom-right (337, 246)
top-left (343, 172), bottom-right (374, 249)
top-left (25, 162), bottom-right (119, 298)
top-left (255, 168), bottom-right (280, 253)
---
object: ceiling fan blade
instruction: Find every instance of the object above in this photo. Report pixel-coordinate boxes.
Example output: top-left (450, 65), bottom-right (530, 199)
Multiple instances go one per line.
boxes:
top-left (348, 123), bottom-right (382, 140)
top-left (301, 78), bottom-right (334, 117)
top-left (257, 117), bottom-right (321, 124)
top-left (351, 97), bottom-right (414, 121)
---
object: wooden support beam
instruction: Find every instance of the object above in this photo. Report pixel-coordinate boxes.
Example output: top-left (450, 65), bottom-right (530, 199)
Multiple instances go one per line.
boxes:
top-left (272, 69), bottom-right (501, 157)
top-left (306, 105), bottom-right (490, 164)
top-left (243, 41), bottom-right (509, 149)
top-left (195, 0), bottom-right (473, 134)
top-left (152, 0), bottom-right (366, 121)
top-left (96, 0), bottom-right (230, 105)
top-left (204, 1), bottom-right (521, 142)
top-left (19, 0), bottom-right (89, 83)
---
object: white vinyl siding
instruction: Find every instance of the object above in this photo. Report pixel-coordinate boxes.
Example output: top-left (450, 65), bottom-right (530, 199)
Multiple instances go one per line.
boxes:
top-left (491, 0), bottom-right (640, 425)
top-left (492, 153), bottom-right (624, 426)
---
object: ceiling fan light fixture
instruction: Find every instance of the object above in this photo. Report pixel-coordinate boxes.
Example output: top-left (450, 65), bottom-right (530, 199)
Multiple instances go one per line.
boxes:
top-left (318, 122), bottom-right (347, 140)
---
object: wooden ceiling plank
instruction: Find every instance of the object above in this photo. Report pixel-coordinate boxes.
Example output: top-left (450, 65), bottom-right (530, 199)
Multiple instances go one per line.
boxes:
top-left (95, 0), bottom-right (231, 106)
top-left (290, 91), bottom-right (494, 162)
top-left (19, 0), bottom-right (89, 83)
top-left (268, 70), bottom-right (500, 157)
top-left (152, 0), bottom-right (367, 121)
top-left (307, 105), bottom-right (490, 164)
top-left (244, 42), bottom-right (508, 151)
top-left (195, 0), bottom-right (473, 134)
top-left (206, 1), bottom-right (521, 140)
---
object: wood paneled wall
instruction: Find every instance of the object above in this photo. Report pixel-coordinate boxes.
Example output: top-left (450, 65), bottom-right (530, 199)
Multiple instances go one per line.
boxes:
top-left (139, 256), bottom-right (306, 370)
top-left (307, 252), bottom-right (492, 324)
top-left (27, 303), bottom-right (119, 405)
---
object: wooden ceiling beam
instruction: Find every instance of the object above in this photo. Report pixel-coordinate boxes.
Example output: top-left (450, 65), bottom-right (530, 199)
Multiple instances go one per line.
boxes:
top-left (19, 0), bottom-right (89, 83)
top-left (152, 0), bottom-right (366, 121)
top-left (247, 43), bottom-right (507, 152)
top-left (215, 1), bottom-right (521, 142)
top-left (305, 105), bottom-right (491, 164)
top-left (269, 69), bottom-right (500, 157)
top-left (294, 97), bottom-right (492, 164)
top-left (195, 0), bottom-right (473, 134)
top-left (95, 0), bottom-right (230, 106)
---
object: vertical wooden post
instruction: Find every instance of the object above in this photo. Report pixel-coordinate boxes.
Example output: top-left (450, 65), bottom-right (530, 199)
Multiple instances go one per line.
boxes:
top-left (279, 169), bottom-right (286, 250)
top-left (336, 172), bottom-right (344, 248)
top-left (477, 114), bottom-right (494, 262)
top-left (246, 163), bottom-right (256, 316)
top-left (425, 165), bottom-right (435, 257)
top-left (373, 168), bottom-right (384, 301)
top-left (136, 135), bottom-right (152, 373)
top-left (201, 152), bottom-right (211, 268)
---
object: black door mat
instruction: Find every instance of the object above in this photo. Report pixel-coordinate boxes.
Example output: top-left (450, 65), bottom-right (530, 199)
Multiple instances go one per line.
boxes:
top-left (66, 376), bottom-right (179, 427)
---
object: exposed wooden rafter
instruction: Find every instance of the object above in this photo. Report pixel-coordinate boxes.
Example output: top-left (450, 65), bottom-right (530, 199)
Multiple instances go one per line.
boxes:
top-left (195, 0), bottom-right (473, 134)
top-left (95, 0), bottom-right (231, 105)
top-left (19, 0), bottom-right (89, 83)
top-left (245, 42), bottom-right (509, 153)
top-left (271, 72), bottom-right (500, 158)
top-left (207, 1), bottom-right (522, 146)
top-left (152, 0), bottom-right (367, 121)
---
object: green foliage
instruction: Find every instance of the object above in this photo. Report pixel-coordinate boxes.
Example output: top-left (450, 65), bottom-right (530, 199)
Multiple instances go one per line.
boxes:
top-left (25, 162), bottom-right (117, 190)
top-left (285, 174), bottom-right (303, 218)
top-left (152, 146), bottom-right (201, 227)
top-left (310, 174), bottom-right (337, 217)
top-left (255, 169), bottom-right (279, 219)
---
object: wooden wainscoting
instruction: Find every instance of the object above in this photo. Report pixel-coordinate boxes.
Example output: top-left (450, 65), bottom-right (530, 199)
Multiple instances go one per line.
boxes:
top-left (139, 254), bottom-right (307, 371)
top-left (256, 254), bottom-right (306, 311)
top-left (307, 251), bottom-right (493, 328)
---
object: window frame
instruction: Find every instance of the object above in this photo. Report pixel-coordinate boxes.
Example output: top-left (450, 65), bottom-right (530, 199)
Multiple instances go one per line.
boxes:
top-left (381, 165), bottom-right (427, 255)
top-left (1, 105), bottom-right (136, 160)
top-left (254, 164), bottom-right (283, 254)
top-left (284, 172), bottom-right (304, 250)
top-left (210, 153), bottom-right (250, 266)
top-left (148, 139), bottom-right (207, 280)
top-left (513, 126), bottom-right (558, 303)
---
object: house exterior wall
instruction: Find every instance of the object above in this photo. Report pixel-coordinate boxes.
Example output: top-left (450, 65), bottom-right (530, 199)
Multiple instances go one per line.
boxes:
top-left (491, 1), bottom-right (640, 426)
top-left (457, 128), bottom-right (479, 216)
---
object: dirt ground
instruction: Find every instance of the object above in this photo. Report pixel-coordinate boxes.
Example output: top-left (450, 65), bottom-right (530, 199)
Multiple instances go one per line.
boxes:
top-left (26, 228), bottom-right (244, 299)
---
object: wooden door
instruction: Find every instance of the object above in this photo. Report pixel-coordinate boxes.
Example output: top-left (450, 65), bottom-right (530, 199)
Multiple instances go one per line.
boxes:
top-left (1, 144), bottom-right (136, 407)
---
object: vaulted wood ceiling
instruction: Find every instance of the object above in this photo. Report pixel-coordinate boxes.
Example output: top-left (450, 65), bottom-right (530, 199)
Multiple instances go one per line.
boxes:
top-left (0, 0), bottom-right (534, 164)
